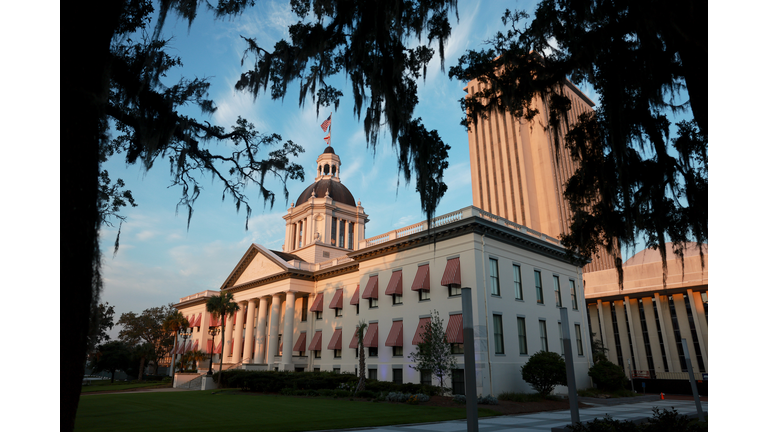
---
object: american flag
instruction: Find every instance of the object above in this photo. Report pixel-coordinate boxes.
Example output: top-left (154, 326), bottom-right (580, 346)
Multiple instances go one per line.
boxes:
top-left (324, 132), bottom-right (331, 145)
top-left (321, 114), bottom-right (332, 132)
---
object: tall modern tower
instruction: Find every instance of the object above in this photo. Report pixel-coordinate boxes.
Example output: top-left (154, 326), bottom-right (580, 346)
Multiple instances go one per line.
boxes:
top-left (464, 79), bottom-right (615, 273)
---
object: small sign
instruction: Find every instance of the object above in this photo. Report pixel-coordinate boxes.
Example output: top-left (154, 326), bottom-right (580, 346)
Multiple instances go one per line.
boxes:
top-left (641, 382), bottom-right (645, 388)
top-left (702, 373), bottom-right (708, 381)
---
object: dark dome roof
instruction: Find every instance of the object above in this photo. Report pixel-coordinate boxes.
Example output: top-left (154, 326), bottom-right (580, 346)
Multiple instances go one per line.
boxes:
top-left (296, 178), bottom-right (356, 207)
top-left (323, 146), bottom-right (336, 154)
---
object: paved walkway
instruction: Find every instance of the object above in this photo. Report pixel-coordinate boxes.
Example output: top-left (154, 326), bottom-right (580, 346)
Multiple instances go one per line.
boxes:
top-left (324, 397), bottom-right (707, 432)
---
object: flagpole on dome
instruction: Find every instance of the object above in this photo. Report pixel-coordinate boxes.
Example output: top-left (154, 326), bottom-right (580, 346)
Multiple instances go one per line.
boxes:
top-left (321, 112), bottom-right (333, 147)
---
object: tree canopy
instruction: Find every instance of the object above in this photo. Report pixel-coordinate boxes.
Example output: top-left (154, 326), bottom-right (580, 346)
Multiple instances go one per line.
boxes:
top-left (407, 311), bottom-right (456, 390)
top-left (118, 305), bottom-right (175, 361)
top-left (87, 302), bottom-right (115, 354)
top-left (449, 1), bottom-right (707, 286)
top-left (91, 341), bottom-right (133, 383)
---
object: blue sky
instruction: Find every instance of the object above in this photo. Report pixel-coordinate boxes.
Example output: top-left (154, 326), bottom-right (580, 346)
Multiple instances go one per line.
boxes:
top-left (97, 1), bottom-right (567, 332)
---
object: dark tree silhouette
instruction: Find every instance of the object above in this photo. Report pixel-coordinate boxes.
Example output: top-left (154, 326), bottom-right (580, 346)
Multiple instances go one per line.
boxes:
top-left (91, 341), bottom-right (133, 383)
top-left (449, 1), bottom-right (707, 286)
top-left (62, 2), bottom-right (305, 430)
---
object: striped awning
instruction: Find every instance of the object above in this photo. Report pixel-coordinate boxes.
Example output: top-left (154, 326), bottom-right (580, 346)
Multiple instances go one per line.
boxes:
top-left (362, 275), bottom-right (378, 299)
top-left (446, 314), bottom-right (463, 344)
top-left (441, 257), bottom-right (461, 287)
top-left (350, 285), bottom-right (360, 305)
top-left (191, 340), bottom-right (199, 352)
top-left (329, 289), bottom-right (344, 309)
top-left (193, 314), bottom-right (202, 327)
top-left (308, 331), bottom-right (323, 351)
top-left (385, 320), bottom-right (403, 347)
top-left (208, 313), bottom-right (217, 327)
top-left (293, 332), bottom-right (307, 352)
top-left (412, 317), bottom-right (432, 345)
top-left (310, 293), bottom-right (324, 312)
top-left (206, 339), bottom-right (213, 354)
top-left (214, 341), bottom-right (222, 354)
top-left (363, 322), bottom-right (379, 347)
top-left (328, 328), bottom-right (343, 350)
top-left (385, 270), bottom-right (403, 296)
top-left (411, 265), bottom-right (430, 291)
top-left (349, 327), bottom-right (359, 348)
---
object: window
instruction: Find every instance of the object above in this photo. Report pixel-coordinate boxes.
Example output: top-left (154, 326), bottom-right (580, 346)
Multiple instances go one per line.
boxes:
top-left (539, 320), bottom-right (549, 352)
top-left (356, 304), bottom-right (360, 315)
top-left (333, 367), bottom-right (340, 374)
top-left (420, 369), bottom-right (432, 386)
top-left (553, 276), bottom-right (562, 307)
top-left (570, 280), bottom-right (578, 309)
top-left (393, 294), bottom-right (402, 305)
top-left (355, 347), bottom-right (358, 358)
top-left (493, 314), bottom-right (505, 354)
top-left (517, 317), bottom-right (528, 355)
top-left (298, 221), bottom-right (303, 248)
top-left (451, 343), bottom-right (464, 354)
top-left (369, 297), bottom-right (378, 308)
top-left (298, 350), bottom-right (305, 357)
top-left (452, 369), bottom-right (465, 395)
top-left (368, 368), bottom-right (377, 380)
top-left (535, 271), bottom-right (543, 304)
top-left (334, 349), bottom-right (342, 358)
top-left (513, 264), bottom-right (523, 300)
top-left (393, 346), bottom-right (403, 356)
top-left (313, 367), bottom-right (320, 372)
top-left (369, 347), bottom-right (378, 357)
top-left (558, 322), bottom-right (564, 354)
top-left (450, 286), bottom-right (461, 296)
top-left (490, 258), bottom-right (500, 295)
top-left (348, 222), bottom-right (355, 249)
top-left (314, 350), bottom-right (321, 359)
top-left (393, 369), bottom-right (403, 384)
top-left (295, 367), bottom-right (304, 372)
top-left (419, 290), bottom-right (430, 301)
top-left (575, 324), bottom-right (584, 355)
top-left (301, 297), bottom-right (308, 321)
top-left (331, 217), bottom-right (337, 246)
top-left (316, 310), bottom-right (323, 320)
top-left (335, 308), bottom-right (342, 317)
top-left (339, 220), bottom-right (346, 250)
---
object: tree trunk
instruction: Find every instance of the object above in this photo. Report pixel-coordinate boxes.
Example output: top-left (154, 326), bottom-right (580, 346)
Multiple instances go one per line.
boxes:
top-left (110, 370), bottom-right (115, 383)
top-left (170, 335), bottom-right (178, 383)
top-left (61, 3), bottom-right (125, 431)
top-left (218, 314), bottom-right (226, 384)
top-left (356, 344), bottom-right (366, 393)
top-left (138, 356), bottom-right (145, 381)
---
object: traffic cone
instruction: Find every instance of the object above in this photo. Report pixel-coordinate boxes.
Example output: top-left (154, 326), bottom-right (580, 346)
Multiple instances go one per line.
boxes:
top-left (660, 392), bottom-right (665, 400)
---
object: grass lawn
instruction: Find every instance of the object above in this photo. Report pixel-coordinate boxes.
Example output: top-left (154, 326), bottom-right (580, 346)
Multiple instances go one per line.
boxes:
top-left (81, 382), bottom-right (170, 393)
top-left (75, 391), bottom-right (500, 432)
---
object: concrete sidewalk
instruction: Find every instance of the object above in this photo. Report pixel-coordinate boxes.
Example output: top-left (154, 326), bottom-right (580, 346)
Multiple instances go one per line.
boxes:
top-left (319, 398), bottom-right (707, 432)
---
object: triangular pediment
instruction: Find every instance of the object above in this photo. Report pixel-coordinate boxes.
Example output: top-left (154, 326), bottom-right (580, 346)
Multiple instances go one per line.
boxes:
top-left (221, 244), bottom-right (293, 289)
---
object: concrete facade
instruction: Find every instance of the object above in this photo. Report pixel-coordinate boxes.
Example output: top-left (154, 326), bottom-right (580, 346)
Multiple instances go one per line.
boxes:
top-left (173, 147), bottom-right (592, 396)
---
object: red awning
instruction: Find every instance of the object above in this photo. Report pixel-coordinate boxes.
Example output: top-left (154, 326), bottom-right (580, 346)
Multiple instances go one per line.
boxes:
top-left (194, 313), bottom-right (202, 327)
top-left (411, 265), bottom-right (430, 291)
top-left (412, 317), bottom-right (432, 345)
top-left (214, 341), bottom-right (222, 354)
top-left (191, 340), bottom-right (199, 352)
top-left (362, 275), bottom-right (378, 299)
top-left (349, 327), bottom-right (359, 348)
top-left (293, 332), bottom-right (307, 352)
top-left (206, 339), bottom-right (213, 354)
top-left (329, 289), bottom-right (344, 309)
top-left (208, 313), bottom-right (217, 327)
top-left (441, 257), bottom-right (461, 287)
top-left (363, 322), bottom-right (379, 347)
top-left (385, 320), bottom-right (404, 347)
top-left (350, 285), bottom-right (360, 305)
top-left (310, 293), bottom-right (324, 312)
top-left (328, 328), bottom-right (343, 350)
top-left (385, 270), bottom-right (403, 296)
top-left (308, 331), bottom-right (323, 351)
top-left (446, 314), bottom-right (463, 344)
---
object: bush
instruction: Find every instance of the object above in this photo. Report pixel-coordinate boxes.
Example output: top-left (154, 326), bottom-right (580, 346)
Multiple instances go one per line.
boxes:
top-left (334, 389), bottom-right (351, 398)
top-left (452, 394), bottom-right (466, 404)
top-left (477, 394), bottom-right (499, 405)
top-left (318, 389), bottom-right (334, 397)
top-left (356, 390), bottom-right (375, 399)
top-left (520, 351), bottom-right (567, 396)
top-left (588, 359), bottom-right (629, 391)
top-left (568, 408), bottom-right (706, 432)
top-left (386, 392), bottom-right (408, 402)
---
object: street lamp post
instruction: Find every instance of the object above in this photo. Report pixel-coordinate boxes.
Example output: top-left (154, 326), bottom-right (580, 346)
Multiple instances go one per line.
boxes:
top-left (179, 327), bottom-right (192, 372)
top-left (208, 327), bottom-right (220, 376)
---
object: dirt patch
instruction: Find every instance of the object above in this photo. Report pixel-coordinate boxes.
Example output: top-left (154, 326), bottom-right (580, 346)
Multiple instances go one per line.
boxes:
top-left (420, 395), bottom-right (589, 416)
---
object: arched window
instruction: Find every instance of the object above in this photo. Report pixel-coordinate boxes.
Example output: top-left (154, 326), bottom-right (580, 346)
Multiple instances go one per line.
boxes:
top-left (331, 165), bottom-right (337, 176)
top-left (323, 164), bottom-right (330, 175)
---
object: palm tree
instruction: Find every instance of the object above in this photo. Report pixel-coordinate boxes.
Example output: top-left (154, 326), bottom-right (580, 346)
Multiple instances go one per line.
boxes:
top-left (162, 311), bottom-right (189, 385)
top-left (355, 321), bottom-right (368, 394)
top-left (206, 292), bottom-right (240, 383)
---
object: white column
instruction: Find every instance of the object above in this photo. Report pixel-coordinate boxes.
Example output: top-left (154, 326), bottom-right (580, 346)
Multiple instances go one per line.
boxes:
top-left (224, 311), bottom-right (234, 362)
top-left (243, 298), bottom-right (257, 363)
top-left (232, 301), bottom-right (247, 363)
top-left (282, 291), bottom-right (296, 368)
top-left (254, 297), bottom-right (269, 363)
top-left (266, 294), bottom-right (282, 365)
top-left (654, 293), bottom-right (676, 372)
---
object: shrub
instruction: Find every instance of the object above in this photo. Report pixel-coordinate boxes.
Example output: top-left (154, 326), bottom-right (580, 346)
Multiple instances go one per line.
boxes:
top-left (568, 408), bottom-right (706, 432)
top-left (386, 392), bottom-right (408, 402)
top-left (520, 351), bottom-right (567, 396)
top-left (452, 394), bottom-right (466, 404)
top-left (405, 395), bottom-right (419, 405)
top-left (334, 389), bottom-right (351, 398)
top-left (477, 394), bottom-right (499, 405)
top-left (588, 359), bottom-right (629, 391)
top-left (356, 390), bottom-right (375, 399)
top-left (318, 389), bottom-right (334, 397)
top-left (415, 393), bottom-right (430, 402)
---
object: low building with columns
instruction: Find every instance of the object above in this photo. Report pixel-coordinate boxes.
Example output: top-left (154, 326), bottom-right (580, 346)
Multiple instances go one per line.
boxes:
top-left (583, 243), bottom-right (708, 382)
top-left (172, 146), bottom-right (592, 395)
